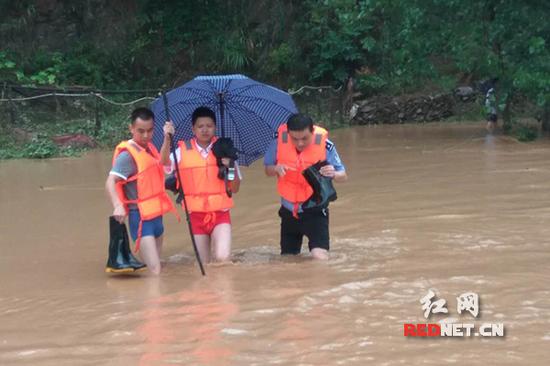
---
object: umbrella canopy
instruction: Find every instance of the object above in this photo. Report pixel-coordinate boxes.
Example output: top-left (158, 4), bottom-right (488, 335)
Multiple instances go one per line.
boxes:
top-left (150, 74), bottom-right (298, 166)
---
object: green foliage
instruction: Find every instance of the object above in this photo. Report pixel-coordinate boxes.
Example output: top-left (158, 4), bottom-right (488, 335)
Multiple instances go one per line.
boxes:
top-left (264, 43), bottom-right (296, 76)
top-left (94, 114), bottom-right (131, 148)
top-left (0, 135), bottom-right (21, 159)
top-left (22, 136), bottom-right (59, 158)
top-left (516, 125), bottom-right (539, 142)
top-left (356, 74), bottom-right (387, 96)
top-left (0, 52), bottom-right (16, 70)
top-left (2, 1), bottom-right (547, 97)
top-left (300, 0), bottom-right (373, 83)
top-left (504, 122), bottom-right (539, 142)
top-left (0, 100), bottom-right (136, 159)
top-left (28, 52), bottom-right (63, 85)
top-left (0, 0), bottom-right (548, 142)
top-left (61, 44), bottom-right (105, 86)
top-left (0, 51), bottom-right (19, 82)
top-left (0, 132), bottom-right (59, 159)
top-left (215, 30), bottom-right (254, 71)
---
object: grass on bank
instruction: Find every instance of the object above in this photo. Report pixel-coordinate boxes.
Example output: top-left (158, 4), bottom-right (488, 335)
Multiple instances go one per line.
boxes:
top-left (0, 107), bottom-right (542, 160)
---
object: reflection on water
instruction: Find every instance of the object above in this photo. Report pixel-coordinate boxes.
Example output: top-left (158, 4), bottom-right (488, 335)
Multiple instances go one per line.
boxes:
top-left (1, 123), bottom-right (550, 365)
top-left (135, 272), bottom-right (238, 366)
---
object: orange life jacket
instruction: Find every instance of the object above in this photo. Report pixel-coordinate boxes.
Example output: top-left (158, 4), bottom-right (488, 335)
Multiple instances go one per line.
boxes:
top-left (176, 138), bottom-right (234, 212)
top-left (112, 140), bottom-right (176, 250)
top-left (276, 124), bottom-right (328, 213)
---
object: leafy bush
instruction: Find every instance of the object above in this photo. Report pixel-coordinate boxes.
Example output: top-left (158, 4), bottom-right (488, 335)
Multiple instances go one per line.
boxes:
top-left (514, 124), bottom-right (539, 142)
top-left (22, 136), bottom-right (59, 158)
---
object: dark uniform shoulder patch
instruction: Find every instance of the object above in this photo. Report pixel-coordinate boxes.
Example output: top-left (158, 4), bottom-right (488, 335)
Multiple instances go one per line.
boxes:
top-left (325, 140), bottom-right (334, 151)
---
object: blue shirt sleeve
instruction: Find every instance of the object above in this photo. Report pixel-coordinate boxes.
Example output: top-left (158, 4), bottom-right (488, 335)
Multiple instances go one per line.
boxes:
top-left (326, 139), bottom-right (345, 171)
top-left (263, 140), bottom-right (278, 166)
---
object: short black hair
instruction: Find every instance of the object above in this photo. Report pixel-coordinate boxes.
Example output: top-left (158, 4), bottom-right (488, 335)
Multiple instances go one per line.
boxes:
top-left (130, 107), bottom-right (154, 124)
top-left (287, 113), bottom-right (314, 132)
top-left (192, 106), bottom-right (216, 126)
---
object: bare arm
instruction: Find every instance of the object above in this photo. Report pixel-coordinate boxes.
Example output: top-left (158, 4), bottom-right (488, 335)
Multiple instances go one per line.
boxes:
top-left (319, 165), bottom-right (348, 183)
top-left (265, 165), bottom-right (278, 177)
top-left (265, 164), bottom-right (296, 177)
top-left (230, 174), bottom-right (241, 193)
top-left (333, 170), bottom-right (348, 183)
top-left (105, 174), bottom-right (126, 223)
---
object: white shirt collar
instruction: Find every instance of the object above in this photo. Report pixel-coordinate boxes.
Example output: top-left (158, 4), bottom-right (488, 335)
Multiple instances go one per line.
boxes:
top-left (194, 138), bottom-right (214, 158)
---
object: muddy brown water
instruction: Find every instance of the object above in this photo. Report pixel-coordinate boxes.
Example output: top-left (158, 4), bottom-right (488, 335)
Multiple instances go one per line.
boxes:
top-left (1, 123), bottom-right (550, 365)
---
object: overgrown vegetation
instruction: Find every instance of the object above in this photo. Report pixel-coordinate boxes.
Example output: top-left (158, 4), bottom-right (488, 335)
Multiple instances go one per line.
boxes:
top-left (0, 0), bottom-right (548, 158)
top-left (0, 96), bottom-right (142, 159)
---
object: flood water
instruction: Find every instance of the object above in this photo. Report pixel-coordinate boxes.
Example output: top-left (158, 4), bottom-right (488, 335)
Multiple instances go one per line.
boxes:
top-left (1, 123), bottom-right (550, 365)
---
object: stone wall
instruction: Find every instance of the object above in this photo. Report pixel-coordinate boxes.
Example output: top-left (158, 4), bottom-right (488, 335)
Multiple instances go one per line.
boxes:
top-left (350, 87), bottom-right (478, 125)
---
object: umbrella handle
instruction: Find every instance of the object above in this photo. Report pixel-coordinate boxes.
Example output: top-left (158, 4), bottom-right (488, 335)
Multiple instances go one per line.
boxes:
top-left (162, 92), bottom-right (206, 276)
top-left (224, 174), bottom-right (233, 198)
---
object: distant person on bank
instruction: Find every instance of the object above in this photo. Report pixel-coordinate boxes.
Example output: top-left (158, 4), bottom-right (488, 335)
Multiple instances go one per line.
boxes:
top-left (484, 78), bottom-right (499, 131)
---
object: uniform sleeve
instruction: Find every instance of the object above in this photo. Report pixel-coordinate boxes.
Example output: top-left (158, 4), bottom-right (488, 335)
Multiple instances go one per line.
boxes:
top-left (109, 151), bottom-right (137, 180)
top-left (263, 140), bottom-right (278, 166)
top-left (326, 140), bottom-right (346, 172)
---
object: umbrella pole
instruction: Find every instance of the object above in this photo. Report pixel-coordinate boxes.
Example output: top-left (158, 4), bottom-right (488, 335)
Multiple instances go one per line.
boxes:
top-left (217, 92), bottom-right (232, 197)
top-left (163, 92), bottom-right (206, 276)
top-left (218, 92), bottom-right (225, 137)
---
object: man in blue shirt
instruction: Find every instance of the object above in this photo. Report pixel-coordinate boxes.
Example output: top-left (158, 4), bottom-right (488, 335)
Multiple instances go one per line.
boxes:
top-left (264, 113), bottom-right (347, 260)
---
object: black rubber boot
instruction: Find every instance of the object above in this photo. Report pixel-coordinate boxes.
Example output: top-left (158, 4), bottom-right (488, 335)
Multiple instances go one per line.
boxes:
top-left (124, 245), bottom-right (147, 272)
top-left (302, 160), bottom-right (337, 212)
top-left (105, 216), bottom-right (146, 273)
